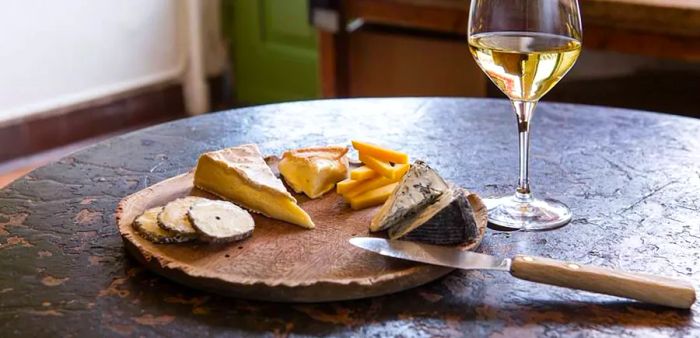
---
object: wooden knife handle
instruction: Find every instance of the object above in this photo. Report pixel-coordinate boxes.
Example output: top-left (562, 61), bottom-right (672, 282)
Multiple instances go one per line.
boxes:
top-left (510, 255), bottom-right (696, 309)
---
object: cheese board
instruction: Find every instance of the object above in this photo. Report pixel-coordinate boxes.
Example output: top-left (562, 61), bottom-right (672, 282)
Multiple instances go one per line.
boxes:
top-left (116, 171), bottom-right (487, 302)
top-left (115, 143), bottom-right (488, 302)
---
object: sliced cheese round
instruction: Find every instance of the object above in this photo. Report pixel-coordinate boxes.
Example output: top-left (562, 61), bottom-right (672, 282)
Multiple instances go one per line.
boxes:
top-left (133, 207), bottom-right (195, 244)
top-left (158, 196), bottom-right (209, 235)
top-left (188, 200), bottom-right (254, 243)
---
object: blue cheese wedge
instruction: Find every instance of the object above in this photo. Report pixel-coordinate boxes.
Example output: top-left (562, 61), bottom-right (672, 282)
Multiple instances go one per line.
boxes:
top-left (370, 160), bottom-right (450, 232)
top-left (387, 187), bottom-right (479, 245)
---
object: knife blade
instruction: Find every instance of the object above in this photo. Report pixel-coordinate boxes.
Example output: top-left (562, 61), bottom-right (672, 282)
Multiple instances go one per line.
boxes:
top-left (349, 237), bottom-right (696, 309)
top-left (349, 237), bottom-right (511, 271)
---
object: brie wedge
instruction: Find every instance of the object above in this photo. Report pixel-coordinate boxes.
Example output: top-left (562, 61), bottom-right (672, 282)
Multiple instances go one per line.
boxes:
top-left (278, 145), bottom-right (349, 199)
top-left (194, 144), bottom-right (314, 229)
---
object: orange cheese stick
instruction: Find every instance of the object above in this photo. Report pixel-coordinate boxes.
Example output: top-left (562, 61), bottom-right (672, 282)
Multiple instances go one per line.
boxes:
top-left (359, 153), bottom-right (409, 179)
top-left (392, 163), bottom-right (410, 179)
top-left (336, 178), bottom-right (365, 195)
top-left (351, 140), bottom-right (409, 164)
top-left (350, 166), bottom-right (378, 180)
top-left (343, 175), bottom-right (395, 198)
top-left (349, 182), bottom-right (399, 210)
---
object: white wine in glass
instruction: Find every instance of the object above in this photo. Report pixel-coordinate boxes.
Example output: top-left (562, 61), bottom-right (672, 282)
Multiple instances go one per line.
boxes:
top-left (468, 0), bottom-right (583, 230)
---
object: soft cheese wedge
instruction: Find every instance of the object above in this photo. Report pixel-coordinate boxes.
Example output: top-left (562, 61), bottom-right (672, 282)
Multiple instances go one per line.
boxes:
top-left (278, 145), bottom-right (349, 199)
top-left (370, 160), bottom-right (449, 232)
top-left (194, 144), bottom-right (314, 229)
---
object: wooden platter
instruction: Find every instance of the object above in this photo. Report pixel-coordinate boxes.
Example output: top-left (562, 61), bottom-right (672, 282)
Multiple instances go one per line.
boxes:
top-left (116, 172), bottom-right (487, 302)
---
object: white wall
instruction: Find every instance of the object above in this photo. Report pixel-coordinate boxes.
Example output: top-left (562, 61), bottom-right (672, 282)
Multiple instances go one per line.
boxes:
top-left (0, 0), bottom-right (225, 125)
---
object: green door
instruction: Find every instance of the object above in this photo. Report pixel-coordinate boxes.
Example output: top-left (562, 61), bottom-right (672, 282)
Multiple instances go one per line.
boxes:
top-left (224, 0), bottom-right (319, 104)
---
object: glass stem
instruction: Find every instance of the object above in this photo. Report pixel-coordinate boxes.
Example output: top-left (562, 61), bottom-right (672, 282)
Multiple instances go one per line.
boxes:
top-left (513, 100), bottom-right (537, 202)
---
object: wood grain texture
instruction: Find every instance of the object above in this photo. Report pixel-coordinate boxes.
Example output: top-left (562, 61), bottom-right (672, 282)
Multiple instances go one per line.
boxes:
top-left (116, 172), bottom-right (486, 302)
top-left (511, 255), bottom-right (696, 309)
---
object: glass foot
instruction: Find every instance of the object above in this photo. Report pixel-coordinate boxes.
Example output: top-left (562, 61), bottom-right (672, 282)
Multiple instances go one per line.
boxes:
top-left (483, 194), bottom-right (572, 231)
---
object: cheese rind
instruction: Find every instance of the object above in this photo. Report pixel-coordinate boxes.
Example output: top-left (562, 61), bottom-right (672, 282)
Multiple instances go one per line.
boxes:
top-left (158, 196), bottom-right (210, 235)
top-left (349, 182), bottom-right (398, 210)
top-left (194, 144), bottom-right (314, 229)
top-left (188, 200), bottom-right (254, 243)
top-left (133, 207), bottom-right (195, 244)
top-left (388, 188), bottom-right (478, 246)
top-left (350, 166), bottom-right (377, 180)
top-left (351, 140), bottom-right (409, 164)
top-left (278, 145), bottom-right (349, 199)
top-left (370, 160), bottom-right (449, 232)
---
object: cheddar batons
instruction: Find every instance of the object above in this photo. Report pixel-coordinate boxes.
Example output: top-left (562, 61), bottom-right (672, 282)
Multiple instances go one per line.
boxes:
top-left (337, 141), bottom-right (411, 210)
top-left (358, 153), bottom-right (408, 179)
top-left (350, 166), bottom-right (377, 180)
top-left (351, 140), bottom-right (409, 164)
top-left (349, 183), bottom-right (398, 210)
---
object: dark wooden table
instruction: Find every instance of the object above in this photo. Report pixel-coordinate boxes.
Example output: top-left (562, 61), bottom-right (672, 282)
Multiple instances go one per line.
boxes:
top-left (1, 98), bottom-right (699, 337)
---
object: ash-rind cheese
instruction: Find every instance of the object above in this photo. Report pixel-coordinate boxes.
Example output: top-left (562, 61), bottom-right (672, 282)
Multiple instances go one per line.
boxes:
top-left (370, 160), bottom-right (450, 232)
top-left (372, 160), bottom-right (478, 246)
top-left (133, 207), bottom-right (195, 244)
top-left (188, 200), bottom-right (255, 243)
top-left (158, 196), bottom-right (209, 235)
top-left (388, 188), bottom-right (478, 245)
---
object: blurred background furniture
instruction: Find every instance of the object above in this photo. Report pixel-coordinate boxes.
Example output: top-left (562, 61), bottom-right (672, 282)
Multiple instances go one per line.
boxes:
top-left (310, 0), bottom-right (700, 116)
top-left (1, 0), bottom-right (699, 187)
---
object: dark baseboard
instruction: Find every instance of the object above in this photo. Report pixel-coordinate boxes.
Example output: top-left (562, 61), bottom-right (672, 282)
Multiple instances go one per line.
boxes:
top-left (0, 75), bottom-right (233, 162)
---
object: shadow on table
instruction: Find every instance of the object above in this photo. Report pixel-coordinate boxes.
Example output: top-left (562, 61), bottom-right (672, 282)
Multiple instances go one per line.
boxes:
top-left (116, 251), bottom-right (693, 336)
top-left (465, 299), bottom-right (694, 327)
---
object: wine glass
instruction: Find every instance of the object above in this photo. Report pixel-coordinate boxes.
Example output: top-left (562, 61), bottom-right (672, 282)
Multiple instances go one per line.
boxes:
top-left (468, 0), bottom-right (582, 230)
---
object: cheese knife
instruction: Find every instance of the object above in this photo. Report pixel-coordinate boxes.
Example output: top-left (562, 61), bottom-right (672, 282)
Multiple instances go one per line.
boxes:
top-left (349, 237), bottom-right (696, 309)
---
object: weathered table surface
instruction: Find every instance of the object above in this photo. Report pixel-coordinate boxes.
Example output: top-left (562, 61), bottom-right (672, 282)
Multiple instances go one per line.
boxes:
top-left (1, 98), bottom-right (699, 337)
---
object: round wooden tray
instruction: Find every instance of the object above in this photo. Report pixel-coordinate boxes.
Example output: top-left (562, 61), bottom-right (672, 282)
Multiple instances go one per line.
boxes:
top-left (116, 172), bottom-right (487, 302)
